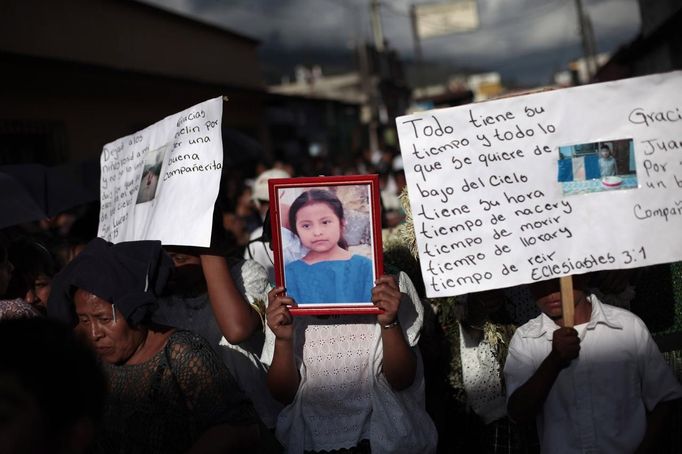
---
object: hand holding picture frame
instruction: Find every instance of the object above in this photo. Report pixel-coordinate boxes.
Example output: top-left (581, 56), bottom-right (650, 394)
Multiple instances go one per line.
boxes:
top-left (268, 175), bottom-right (384, 315)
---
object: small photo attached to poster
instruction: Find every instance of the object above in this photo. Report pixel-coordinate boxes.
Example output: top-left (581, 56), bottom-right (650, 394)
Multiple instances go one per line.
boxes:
top-left (136, 144), bottom-right (168, 204)
top-left (557, 138), bottom-right (638, 196)
top-left (268, 174), bottom-right (383, 315)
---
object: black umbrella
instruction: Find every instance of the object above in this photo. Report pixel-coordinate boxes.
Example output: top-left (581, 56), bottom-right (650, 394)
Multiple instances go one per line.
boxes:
top-left (49, 160), bottom-right (100, 214)
top-left (0, 163), bottom-right (98, 217)
top-left (0, 172), bottom-right (47, 229)
top-left (222, 128), bottom-right (266, 166)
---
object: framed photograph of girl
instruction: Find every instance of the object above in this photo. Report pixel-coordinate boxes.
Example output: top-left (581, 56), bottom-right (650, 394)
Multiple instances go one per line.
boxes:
top-left (268, 174), bottom-right (384, 315)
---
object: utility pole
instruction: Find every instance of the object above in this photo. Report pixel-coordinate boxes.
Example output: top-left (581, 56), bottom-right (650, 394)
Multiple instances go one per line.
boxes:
top-left (574, 0), bottom-right (598, 82)
top-left (366, 0), bottom-right (383, 154)
top-left (410, 4), bottom-right (423, 62)
top-left (370, 0), bottom-right (384, 51)
top-left (584, 12), bottom-right (598, 74)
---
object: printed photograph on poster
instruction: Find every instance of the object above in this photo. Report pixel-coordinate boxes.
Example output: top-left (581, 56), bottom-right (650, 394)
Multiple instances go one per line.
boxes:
top-left (269, 175), bottom-right (383, 315)
top-left (557, 138), bottom-right (638, 196)
top-left (136, 144), bottom-right (168, 204)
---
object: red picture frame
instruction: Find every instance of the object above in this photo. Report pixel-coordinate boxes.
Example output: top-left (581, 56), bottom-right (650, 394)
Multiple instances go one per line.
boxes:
top-left (268, 175), bottom-right (384, 315)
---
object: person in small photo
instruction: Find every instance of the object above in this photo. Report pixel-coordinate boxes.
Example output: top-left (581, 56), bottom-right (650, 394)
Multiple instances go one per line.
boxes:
top-left (136, 147), bottom-right (166, 204)
top-left (598, 143), bottom-right (618, 177)
top-left (284, 188), bottom-right (374, 305)
top-left (136, 162), bottom-right (161, 203)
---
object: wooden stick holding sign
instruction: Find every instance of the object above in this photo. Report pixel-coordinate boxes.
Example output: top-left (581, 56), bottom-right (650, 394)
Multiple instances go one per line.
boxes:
top-left (560, 275), bottom-right (575, 328)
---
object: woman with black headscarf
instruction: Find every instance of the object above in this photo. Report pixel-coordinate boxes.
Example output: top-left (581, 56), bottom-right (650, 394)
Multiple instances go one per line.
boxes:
top-left (48, 238), bottom-right (263, 454)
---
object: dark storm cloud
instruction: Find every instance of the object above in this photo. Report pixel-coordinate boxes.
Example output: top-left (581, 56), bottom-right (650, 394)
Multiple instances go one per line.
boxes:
top-left (140, 0), bottom-right (640, 84)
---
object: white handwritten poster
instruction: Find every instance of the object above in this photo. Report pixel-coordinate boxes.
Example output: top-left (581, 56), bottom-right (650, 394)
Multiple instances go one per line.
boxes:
top-left (98, 97), bottom-right (223, 246)
top-left (396, 71), bottom-right (682, 298)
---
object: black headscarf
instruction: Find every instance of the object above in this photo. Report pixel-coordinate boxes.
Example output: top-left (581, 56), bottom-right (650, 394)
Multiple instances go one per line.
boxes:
top-left (47, 238), bottom-right (173, 327)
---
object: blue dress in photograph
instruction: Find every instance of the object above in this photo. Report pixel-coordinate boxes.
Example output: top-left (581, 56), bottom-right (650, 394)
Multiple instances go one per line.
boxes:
top-left (285, 255), bottom-right (374, 305)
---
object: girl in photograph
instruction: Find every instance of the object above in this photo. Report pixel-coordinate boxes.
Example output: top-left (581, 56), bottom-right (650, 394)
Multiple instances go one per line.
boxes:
top-left (284, 189), bottom-right (374, 305)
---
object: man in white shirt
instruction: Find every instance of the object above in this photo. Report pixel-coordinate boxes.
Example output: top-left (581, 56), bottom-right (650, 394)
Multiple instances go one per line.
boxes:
top-left (504, 276), bottom-right (682, 454)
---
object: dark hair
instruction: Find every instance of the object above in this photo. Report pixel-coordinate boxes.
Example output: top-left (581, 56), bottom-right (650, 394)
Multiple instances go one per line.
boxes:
top-left (0, 317), bottom-right (107, 448)
top-left (5, 237), bottom-right (57, 299)
top-left (288, 189), bottom-right (348, 250)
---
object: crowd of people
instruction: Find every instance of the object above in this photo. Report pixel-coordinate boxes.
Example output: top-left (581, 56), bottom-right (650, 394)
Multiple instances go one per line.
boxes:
top-left (1, 151), bottom-right (681, 454)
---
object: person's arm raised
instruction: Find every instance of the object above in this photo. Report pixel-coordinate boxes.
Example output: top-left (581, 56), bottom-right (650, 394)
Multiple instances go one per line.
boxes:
top-left (373, 275), bottom-right (417, 391)
top-left (507, 327), bottom-right (579, 423)
top-left (200, 254), bottom-right (262, 344)
top-left (265, 287), bottom-right (300, 404)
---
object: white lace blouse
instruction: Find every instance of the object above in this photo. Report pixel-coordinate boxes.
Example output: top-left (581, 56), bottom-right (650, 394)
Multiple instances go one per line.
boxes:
top-left (459, 323), bottom-right (507, 424)
top-left (261, 272), bottom-right (438, 453)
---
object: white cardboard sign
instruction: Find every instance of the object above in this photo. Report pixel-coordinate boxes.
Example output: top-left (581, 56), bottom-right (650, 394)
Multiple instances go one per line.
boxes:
top-left (396, 72), bottom-right (682, 298)
top-left (98, 97), bottom-right (223, 246)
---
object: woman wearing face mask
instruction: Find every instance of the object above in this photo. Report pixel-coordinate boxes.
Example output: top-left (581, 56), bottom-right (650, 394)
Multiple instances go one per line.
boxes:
top-left (155, 244), bottom-right (283, 430)
top-left (47, 238), bottom-right (265, 453)
top-left (156, 205), bottom-right (265, 349)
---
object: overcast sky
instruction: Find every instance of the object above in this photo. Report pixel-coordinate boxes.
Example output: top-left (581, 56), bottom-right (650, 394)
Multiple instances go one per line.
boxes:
top-left (140, 0), bottom-right (641, 86)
